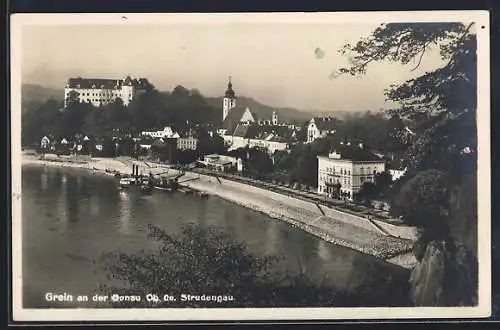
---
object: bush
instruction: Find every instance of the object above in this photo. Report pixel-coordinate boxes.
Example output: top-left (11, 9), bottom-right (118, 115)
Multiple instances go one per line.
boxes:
top-left (99, 223), bottom-right (411, 308)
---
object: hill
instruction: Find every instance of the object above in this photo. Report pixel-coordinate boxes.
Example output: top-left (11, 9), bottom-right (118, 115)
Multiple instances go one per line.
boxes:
top-left (22, 84), bottom-right (64, 104)
top-left (21, 84), bottom-right (354, 123)
top-left (206, 96), bottom-right (319, 125)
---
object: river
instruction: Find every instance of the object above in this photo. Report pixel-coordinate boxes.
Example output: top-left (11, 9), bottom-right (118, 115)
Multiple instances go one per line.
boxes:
top-left (21, 165), bottom-right (405, 308)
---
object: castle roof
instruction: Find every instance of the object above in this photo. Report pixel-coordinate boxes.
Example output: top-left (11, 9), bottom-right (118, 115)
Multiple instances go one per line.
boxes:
top-left (66, 77), bottom-right (151, 90)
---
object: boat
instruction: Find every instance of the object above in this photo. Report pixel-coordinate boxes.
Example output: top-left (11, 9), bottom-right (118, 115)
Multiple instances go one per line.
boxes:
top-left (119, 177), bottom-right (133, 188)
top-left (151, 176), bottom-right (179, 192)
top-left (139, 183), bottom-right (153, 194)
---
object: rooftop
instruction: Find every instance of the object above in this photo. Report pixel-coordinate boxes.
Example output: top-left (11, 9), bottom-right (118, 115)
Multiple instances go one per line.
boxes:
top-left (66, 77), bottom-right (151, 90)
top-left (311, 116), bottom-right (342, 131)
top-left (318, 145), bottom-right (383, 162)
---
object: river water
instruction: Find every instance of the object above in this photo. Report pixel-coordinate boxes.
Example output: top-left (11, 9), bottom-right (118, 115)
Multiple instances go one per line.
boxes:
top-left (21, 165), bottom-right (403, 308)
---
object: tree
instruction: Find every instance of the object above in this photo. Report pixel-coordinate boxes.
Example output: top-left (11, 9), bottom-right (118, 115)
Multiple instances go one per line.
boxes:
top-left (335, 23), bottom-right (477, 179)
top-left (356, 181), bottom-right (378, 204)
top-left (336, 24), bottom-right (479, 307)
top-left (66, 90), bottom-right (80, 105)
top-left (21, 99), bottom-right (62, 146)
top-left (99, 223), bottom-right (411, 308)
top-left (391, 169), bottom-right (450, 233)
top-left (273, 150), bottom-right (293, 171)
top-left (247, 148), bottom-right (273, 177)
top-left (101, 137), bottom-right (116, 157)
top-left (295, 121), bottom-right (309, 142)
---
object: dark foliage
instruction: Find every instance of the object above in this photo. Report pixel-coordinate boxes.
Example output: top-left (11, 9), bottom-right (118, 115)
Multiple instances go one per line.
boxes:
top-left (99, 224), bottom-right (411, 308)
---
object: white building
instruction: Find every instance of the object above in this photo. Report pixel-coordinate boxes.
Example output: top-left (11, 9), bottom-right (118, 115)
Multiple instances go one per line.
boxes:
top-left (317, 148), bottom-right (385, 200)
top-left (307, 117), bottom-right (339, 143)
top-left (389, 167), bottom-right (407, 181)
top-left (222, 122), bottom-right (292, 155)
top-left (40, 136), bottom-right (50, 150)
top-left (141, 126), bottom-right (179, 139)
top-left (64, 76), bottom-right (150, 108)
top-left (177, 136), bottom-right (199, 151)
top-left (200, 154), bottom-right (238, 172)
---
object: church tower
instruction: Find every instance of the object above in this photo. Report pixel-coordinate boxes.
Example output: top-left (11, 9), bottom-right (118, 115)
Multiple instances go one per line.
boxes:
top-left (272, 110), bottom-right (278, 126)
top-left (223, 76), bottom-right (236, 121)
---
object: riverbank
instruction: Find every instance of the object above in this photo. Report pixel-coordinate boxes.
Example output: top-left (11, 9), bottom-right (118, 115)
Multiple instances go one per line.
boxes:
top-left (20, 153), bottom-right (418, 269)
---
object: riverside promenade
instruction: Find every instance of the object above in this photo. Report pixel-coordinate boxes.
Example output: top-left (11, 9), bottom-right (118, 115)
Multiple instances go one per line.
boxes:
top-left (20, 153), bottom-right (418, 269)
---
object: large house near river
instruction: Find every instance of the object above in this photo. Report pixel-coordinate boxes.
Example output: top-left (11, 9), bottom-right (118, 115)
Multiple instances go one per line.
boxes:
top-left (317, 144), bottom-right (386, 200)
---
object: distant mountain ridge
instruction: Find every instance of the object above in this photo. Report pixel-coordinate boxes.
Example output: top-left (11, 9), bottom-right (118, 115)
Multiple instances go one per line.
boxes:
top-left (22, 84), bottom-right (64, 104)
top-left (21, 83), bottom-right (359, 122)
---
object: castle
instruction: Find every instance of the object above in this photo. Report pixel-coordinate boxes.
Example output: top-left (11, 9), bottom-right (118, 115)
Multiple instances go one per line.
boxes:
top-left (63, 76), bottom-right (151, 108)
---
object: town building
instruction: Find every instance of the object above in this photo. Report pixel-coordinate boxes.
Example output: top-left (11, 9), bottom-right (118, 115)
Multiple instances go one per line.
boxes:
top-left (307, 116), bottom-right (340, 143)
top-left (200, 154), bottom-right (239, 172)
top-left (40, 136), bottom-right (51, 150)
top-left (64, 76), bottom-right (150, 108)
top-left (177, 136), bottom-right (199, 151)
top-left (141, 126), bottom-right (180, 139)
top-left (317, 145), bottom-right (385, 200)
top-left (389, 167), bottom-right (407, 181)
top-left (137, 136), bottom-right (154, 150)
top-left (222, 122), bottom-right (295, 155)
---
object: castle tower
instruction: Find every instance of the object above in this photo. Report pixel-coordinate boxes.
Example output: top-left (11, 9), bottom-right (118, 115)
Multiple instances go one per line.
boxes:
top-left (121, 75), bottom-right (135, 106)
top-left (272, 110), bottom-right (278, 126)
top-left (223, 76), bottom-right (236, 121)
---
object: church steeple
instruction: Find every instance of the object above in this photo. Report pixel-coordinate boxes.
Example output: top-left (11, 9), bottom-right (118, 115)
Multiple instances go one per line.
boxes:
top-left (223, 76), bottom-right (236, 121)
top-left (225, 76), bottom-right (235, 98)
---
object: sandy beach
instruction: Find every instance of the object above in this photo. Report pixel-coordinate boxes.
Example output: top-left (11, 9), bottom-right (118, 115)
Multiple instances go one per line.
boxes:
top-left (20, 153), bottom-right (418, 269)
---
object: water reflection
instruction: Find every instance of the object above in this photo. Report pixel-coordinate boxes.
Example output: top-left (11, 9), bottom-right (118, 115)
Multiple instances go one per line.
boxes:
top-left (76, 176), bottom-right (82, 192)
top-left (317, 239), bottom-right (332, 261)
top-left (196, 198), bottom-right (207, 225)
top-left (118, 190), bottom-right (131, 235)
top-left (265, 220), bottom-right (279, 255)
top-left (40, 173), bottom-right (48, 191)
top-left (65, 176), bottom-right (80, 223)
top-left (89, 195), bottom-right (100, 216)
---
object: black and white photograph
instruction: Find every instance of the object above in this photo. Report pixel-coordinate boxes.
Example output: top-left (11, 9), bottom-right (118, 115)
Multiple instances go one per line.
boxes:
top-left (11, 11), bottom-right (490, 321)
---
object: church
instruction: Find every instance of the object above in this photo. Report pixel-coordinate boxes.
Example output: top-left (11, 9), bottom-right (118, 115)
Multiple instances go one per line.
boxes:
top-left (217, 77), bottom-right (295, 155)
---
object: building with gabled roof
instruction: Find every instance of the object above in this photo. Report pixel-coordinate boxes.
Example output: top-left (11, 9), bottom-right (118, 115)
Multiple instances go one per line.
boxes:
top-left (307, 116), bottom-right (341, 143)
top-left (223, 122), bottom-right (296, 155)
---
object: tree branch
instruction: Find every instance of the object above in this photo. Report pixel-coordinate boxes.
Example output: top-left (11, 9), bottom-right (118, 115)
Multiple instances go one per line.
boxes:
top-left (410, 41), bottom-right (430, 71)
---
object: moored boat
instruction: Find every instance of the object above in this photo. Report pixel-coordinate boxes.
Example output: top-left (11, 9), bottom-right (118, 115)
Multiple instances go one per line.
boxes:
top-left (119, 177), bottom-right (133, 188)
top-left (139, 183), bottom-right (153, 194)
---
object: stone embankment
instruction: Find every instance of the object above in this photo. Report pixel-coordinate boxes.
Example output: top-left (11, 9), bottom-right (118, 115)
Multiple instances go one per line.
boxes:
top-left (21, 153), bottom-right (418, 269)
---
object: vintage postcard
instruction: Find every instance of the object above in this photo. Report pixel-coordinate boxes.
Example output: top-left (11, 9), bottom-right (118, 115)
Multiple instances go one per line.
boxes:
top-left (10, 11), bottom-right (491, 322)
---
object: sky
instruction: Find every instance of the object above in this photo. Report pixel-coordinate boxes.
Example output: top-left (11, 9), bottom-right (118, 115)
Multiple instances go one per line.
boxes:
top-left (21, 22), bottom-right (447, 112)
